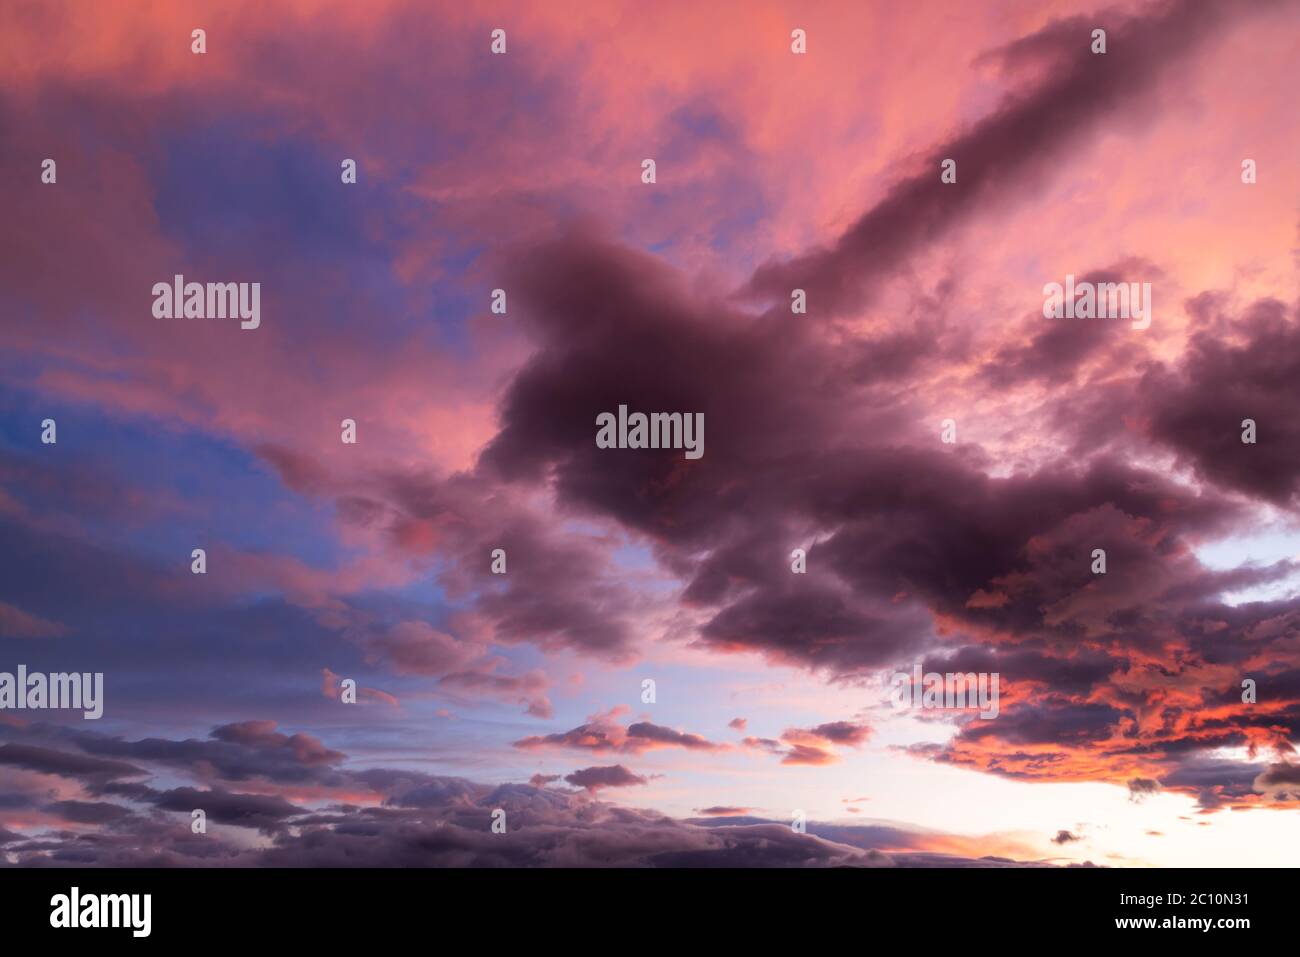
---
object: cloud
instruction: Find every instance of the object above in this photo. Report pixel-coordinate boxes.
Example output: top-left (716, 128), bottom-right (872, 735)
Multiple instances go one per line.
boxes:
top-left (1254, 762), bottom-right (1300, 801)
top-left (742, 0), bottom-right (1258, 316)
top-left (563, 765), bottom-right (648, 792)
top-left (624, 722), bottom-right (723, 752)
top-left (41, 722), bottom-right (353, 789)
top-left (741, 721), bottom-right (873, 766)
top-left (0, 743), bottom-right (145, 783)
top-left (1140, 301), bottom-right (1300, 504)
top-left (514, 708), bottom-right (723, 755)
top-left (694, 806), bottom-right (753, 816)
top-left (41, 800), bottom-right (135, 825)
top-left (1127, 779), bottom-right (1162, 803)
top-left (151, 787), bottom-right (303, 833)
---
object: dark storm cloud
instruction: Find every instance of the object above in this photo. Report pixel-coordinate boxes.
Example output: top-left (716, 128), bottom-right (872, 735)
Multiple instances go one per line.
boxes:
top-left (471, 217), bottom-right (1255, 695)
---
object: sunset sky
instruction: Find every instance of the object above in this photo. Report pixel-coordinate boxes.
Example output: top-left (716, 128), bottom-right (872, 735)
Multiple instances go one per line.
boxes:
top-left (2, 0), bottom-right (1300, 867)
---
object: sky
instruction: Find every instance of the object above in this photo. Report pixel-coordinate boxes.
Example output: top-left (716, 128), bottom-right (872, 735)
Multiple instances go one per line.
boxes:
top-left (2, 0), bottom-right (1300, 868)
